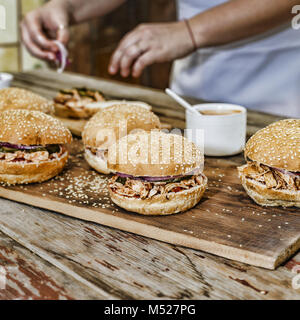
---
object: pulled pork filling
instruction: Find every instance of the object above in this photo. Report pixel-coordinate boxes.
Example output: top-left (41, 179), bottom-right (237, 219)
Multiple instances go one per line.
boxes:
top-left (109, 174), bottom-right (206, 199)
top-left (54, 88), bottom-right (105, 110)
top-left (241, 161), bottom-right (299, 191)
top-left (0, 145), bottom-right (64, 163)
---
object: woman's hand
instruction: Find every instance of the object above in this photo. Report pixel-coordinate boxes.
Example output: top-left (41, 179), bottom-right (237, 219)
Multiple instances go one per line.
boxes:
top-left (21, 0), bottom-right (70, 61)
top-left (109, 21), bottom-right (194, 78)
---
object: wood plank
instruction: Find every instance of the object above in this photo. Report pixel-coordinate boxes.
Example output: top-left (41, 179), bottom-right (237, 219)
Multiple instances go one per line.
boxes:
top-left (11, 70), bottom-right (188, 129)
top-left (11, 70), bottom-right (284, 133)
top-left (0, 230), bottom-right (112, 299)
top-left (0, 70), bottom-right (298, 299)
top-left (0, 198), bottom-right (299, 299)
top-left (0, 139), bottom-right (298, 270)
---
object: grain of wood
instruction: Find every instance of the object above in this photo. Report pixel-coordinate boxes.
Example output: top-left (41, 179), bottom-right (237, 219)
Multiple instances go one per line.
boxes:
top-left (0, 200), bottom-right (299, 299)
top-left (12, 70), bottom-right (283, 133)
top-left (0, 70), bottom-right (297, 300)
top-left (0, 139), bottom-right (298, 269)
top-left (0, 231), bottom-right (111, 299)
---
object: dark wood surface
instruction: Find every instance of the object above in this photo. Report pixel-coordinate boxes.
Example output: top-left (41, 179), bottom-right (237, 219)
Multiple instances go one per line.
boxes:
top-left (0, 139), bottom-right (299, 270)
top-left (0, 70), bottom-right (299, 299)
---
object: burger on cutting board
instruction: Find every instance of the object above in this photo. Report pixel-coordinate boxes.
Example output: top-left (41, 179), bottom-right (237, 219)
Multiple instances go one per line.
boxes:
top-left (0, 110), bottom-right (72, 184)
top-left (53, 87), bottom-right (153, 119)
top-left (238, 119), bottom-right (299, 207)
top-left (82, 104), bottom-right (161, 174)
top-left (54, 87), bottom-right (106, 119)
top-left (0, 87), bottom-right (54, 114)
top-left (107, 131), bottom-right (207, 215)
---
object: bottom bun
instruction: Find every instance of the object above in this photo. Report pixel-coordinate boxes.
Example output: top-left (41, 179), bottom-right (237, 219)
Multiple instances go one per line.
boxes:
top-left (0, 151), bottom-right (69, 185)
top-left (84, 149), bottom-right (110, 174)
top-left (109, 178), bottom-right (207, 215)
top-left (238, 168), bottom-right (300, 208)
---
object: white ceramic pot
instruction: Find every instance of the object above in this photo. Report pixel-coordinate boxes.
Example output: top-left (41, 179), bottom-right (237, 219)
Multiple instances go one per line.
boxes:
top-left (186, 103), bottom-right (247, 156)
top-left (0, 73), bottom-right (13, 89)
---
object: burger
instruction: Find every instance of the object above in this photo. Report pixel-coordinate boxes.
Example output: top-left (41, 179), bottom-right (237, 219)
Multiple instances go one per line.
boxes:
top-left (0, 87), bottom-right (54, 114)
top-left (0, 110), bottom-right (72, 184)
top-left (107, 131), bottom-right (207, 215)
top-left (82, 104), bottom-right (161, 174)
top-left (54, 87), bottom-right (106, 119)
top-left (238, 119), bottom-right (299, 207)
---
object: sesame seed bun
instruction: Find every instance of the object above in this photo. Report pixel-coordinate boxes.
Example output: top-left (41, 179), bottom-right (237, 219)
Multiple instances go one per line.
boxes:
top-left (84, 100), bottom-right (152, 112)
top-left (238, 167), bottom-right (299, 207)
top-left (0, 150), bottom-right (69, 185)
top-left (82, 104), bottom-right (161, 150)
top-left (245, 119), bottom-right (300, 172)
top-left (109, 178), bottom-right (207, 215)
top-left (107, 131), bottom-right (204, 177)
top-left (0, 87), bottom-right (54, 115)
top-left (0, 110), bottom-right (72, 146)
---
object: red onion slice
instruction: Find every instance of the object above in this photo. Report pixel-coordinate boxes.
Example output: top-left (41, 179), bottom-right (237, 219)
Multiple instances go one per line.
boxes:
top-left (0, 142), bottom-right (43, 150)
top-left (116, 172), bottom-right (182, 182)
top-left (116, 167), bottom-right (202, 182)
top-left (272, 166), bottom-right (300, 177)
top-left (53, 40), bottom-right (69, 73)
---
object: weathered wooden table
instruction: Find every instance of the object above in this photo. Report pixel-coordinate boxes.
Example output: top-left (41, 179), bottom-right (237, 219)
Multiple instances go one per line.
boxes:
top-left (0, 70), bottom-right (299, 300)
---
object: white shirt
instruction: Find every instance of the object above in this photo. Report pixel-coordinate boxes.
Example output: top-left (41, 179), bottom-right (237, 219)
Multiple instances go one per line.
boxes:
top-left (171, 0), bottom-right (300, 118)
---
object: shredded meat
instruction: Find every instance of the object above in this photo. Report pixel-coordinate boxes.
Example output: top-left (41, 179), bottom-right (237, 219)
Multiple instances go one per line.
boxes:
top-left (241, 161), bottom-right (299, 191)
top-left (109, 174), bottom-right (206, 199)
top-left (54, 88), bottom-right (105, 110)
top-left (0, 147), bottom-right (64, 163)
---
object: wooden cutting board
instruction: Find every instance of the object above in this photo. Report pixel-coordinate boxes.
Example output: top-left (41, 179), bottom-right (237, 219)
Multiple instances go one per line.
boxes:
top-left (0, 139), bottom-right (299, 270)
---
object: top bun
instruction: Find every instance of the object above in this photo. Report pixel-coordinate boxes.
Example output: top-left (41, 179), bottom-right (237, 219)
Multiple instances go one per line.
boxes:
top-left (245, 119), bottom-right (300, 172)
top-left (108, 131), bottom-right (204, 177)
top-left (0, 110), bottom-right (72, 146)
top-left (0, 87), bottom-right (54, 114)
top-left (82, 104), bottom-right (161, 149)
top-left (87, 100), bottom-right (152, 111)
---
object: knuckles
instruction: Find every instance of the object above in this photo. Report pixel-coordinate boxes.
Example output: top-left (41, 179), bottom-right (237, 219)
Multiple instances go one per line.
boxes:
top-left (126, 46), bottom-right (138, 57)
top-left (136, 24), bottom-right (155, 38)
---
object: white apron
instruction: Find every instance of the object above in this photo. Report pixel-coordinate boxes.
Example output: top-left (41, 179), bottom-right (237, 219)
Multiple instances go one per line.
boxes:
top-left (171, 0), bottom-right (300, 118)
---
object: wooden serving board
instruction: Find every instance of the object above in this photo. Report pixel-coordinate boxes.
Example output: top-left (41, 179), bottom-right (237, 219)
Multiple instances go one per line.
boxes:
top-left (0, 139), bottom-right (299, 270)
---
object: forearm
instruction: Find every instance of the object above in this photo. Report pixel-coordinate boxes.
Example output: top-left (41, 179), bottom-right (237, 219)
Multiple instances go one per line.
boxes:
top-left (189, 0), bottom-right (298, 48)
top-left (59, 0), bottom-right (127, 24)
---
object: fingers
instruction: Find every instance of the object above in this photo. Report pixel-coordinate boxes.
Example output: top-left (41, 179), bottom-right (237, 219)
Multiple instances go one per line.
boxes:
top-left (109, 24), bottom-right (159, 78)
top-left (132, 51), bottom-right (155, 78)
top-left (119, 42), bottom-right (149, 77)
top-left (21, 22), bottom-right (54, 60)
top-left (24, 12), bottom-right (57, 52)
top-left (109, 29), bottom-right (142, 75)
